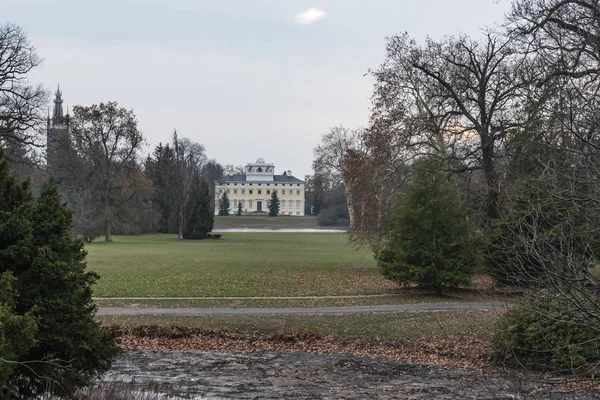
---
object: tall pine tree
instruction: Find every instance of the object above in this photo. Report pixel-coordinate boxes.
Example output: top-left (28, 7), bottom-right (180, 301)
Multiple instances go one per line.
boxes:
top-left (269, 190), bottom-right (280, 217)
top-left (184, 175), bottom-right (214, 239)
top-left (218, 191), bottom-right (230, 216)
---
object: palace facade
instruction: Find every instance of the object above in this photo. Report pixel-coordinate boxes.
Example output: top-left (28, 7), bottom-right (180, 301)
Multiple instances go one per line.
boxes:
top-left (215, 158), bottom-right (305, 216)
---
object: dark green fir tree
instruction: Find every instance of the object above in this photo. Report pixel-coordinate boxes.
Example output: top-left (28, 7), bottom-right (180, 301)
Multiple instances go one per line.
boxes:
top-left (376, 157), bottom-right (475, 295)
top-left (218, 191), bottom-right (230, 216)
top-left (184, 175), bottom-right (214, 239)
top-left (269, 190), bottom-right (280, 217)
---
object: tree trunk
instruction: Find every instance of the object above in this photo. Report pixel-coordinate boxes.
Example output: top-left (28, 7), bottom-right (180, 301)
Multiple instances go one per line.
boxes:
top-left (104, 202), bottom-right (113, 242)
top-left (104, 220), bottom-right (112, 242)
top-left (178, 209), bottom-right (184, 240)
top-left (345, 186), bottom-right (354, 230)
top-left (481, 138), bottom-right (499, 222)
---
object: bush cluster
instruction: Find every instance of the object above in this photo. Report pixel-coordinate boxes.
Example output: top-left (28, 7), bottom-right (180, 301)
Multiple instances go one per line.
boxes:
top-left (495, 293), bottom-right (600, 375)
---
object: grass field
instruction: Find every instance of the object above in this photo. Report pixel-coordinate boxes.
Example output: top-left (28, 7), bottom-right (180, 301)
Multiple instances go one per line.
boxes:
top-left (87, 233), bottom-right (389, 298)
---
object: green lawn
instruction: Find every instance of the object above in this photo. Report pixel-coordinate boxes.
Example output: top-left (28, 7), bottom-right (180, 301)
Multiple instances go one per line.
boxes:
top-left (88, 233), bottom-right (389, 298)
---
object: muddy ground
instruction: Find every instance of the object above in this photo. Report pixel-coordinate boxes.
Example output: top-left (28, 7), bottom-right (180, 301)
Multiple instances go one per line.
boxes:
top-left (101, 350), bottom-right (598, 399)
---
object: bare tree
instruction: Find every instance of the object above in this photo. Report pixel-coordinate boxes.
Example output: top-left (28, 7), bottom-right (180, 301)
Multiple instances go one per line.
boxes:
top-left (69, 102), bottom-right (145, 242)
top-left (370, 32), bottom-right (533, 222)
top-left (223, 164), bottom-right (244, 175)
top-left (0, 23), bottom-right (47, 163)
top-left (312, 126), bottom-right (363, 226)
top-left (201, 160), bottom-right (224, 209)
top-left (172, 131), bottom-right (206, 240)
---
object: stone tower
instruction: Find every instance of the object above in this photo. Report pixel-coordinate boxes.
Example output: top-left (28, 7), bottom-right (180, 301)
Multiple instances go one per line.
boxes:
top-left (46, 85), bottom-right (69, 162)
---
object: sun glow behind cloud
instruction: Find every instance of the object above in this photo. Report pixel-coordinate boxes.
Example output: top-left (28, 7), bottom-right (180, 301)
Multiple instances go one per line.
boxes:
top-left (294, 8), bottom-right (327, 25)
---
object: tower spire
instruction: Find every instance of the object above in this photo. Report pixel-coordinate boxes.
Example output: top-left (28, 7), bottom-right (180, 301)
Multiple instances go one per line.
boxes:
top-left (53, 84), bottom-right (63, 120)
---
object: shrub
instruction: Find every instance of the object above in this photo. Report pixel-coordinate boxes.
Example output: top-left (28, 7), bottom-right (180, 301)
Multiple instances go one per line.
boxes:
top-left (316, 208), bottom-right (338, 226)
top-left (495, 292), bottom-right (600, 375)
top-left (375, 157), bottom-right (476, 295)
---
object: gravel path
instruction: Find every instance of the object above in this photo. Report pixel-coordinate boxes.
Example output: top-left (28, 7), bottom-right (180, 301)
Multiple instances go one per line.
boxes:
top-left (97, 302), bottom-right (509, 316)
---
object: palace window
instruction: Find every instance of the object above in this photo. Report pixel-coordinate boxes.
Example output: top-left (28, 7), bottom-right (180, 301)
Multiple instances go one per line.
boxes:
top-left (296, 200), bottom-right (301, 210)
top-left (258, 190), bottom-right (262, 195)
top-left (296, 190), bottom-right (300, 195)
top-left (282, 189), bottom-right (286, 195)
top-left (241, 189), bottom-right (246, 194)
top-left (267, 190), bottom-right (271, 195)
top-left (249, 189), bottom-right (253, 194)
top-left (249, 200), bottom-right (253, 208)
top-left (234, 189), bottom-right (238, 195)
top-left (240, 200), bottom-right (245, 209)
top-left (288, 200), bottom-right (293, 209)
top-left (234, 200), bottom-right (238, 208)
top-left (227, 189), bottom-right (231, 194)
top-left (281, 201), bottom-right (285, 209)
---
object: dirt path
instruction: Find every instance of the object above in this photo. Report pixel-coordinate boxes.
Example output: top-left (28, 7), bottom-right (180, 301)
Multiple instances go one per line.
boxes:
top-left (101, 350), bottom-right (595, 399)
top-left (97, 302), bottom-right (508, 316)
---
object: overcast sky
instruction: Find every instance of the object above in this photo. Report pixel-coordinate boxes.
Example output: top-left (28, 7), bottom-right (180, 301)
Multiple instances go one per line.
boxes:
top-left (5, 0), bottom-right (511, 178)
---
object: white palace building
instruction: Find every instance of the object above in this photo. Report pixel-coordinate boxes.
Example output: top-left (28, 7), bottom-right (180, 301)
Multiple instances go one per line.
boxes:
top-left (215, 158), bottom-right (305, 216)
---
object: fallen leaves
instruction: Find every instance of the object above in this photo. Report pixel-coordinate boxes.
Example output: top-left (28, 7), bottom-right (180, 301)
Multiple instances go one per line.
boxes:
top-left (107, 325), bottom-right (495, 371)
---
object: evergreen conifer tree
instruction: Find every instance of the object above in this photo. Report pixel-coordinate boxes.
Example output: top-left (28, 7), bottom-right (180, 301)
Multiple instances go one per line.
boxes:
top-left (237, 200), bottom-right (243, 216)
top-left (0, 149), bottom-right (119, 398)
top-left (376, 158), bottom-right (475, 295)
top-left (184, 175), bottom-right (214, 239)
top-left (218, 191), bottom-right (230, 216)
top-left (269, 190), bottom-right (280, 217)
